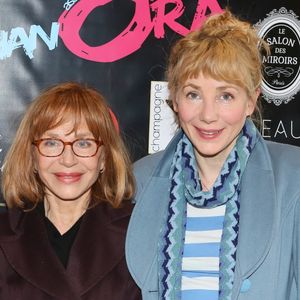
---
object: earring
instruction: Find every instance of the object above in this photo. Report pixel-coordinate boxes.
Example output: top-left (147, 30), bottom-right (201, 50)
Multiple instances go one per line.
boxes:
top-left (100, 168), bottom-right (104, 174)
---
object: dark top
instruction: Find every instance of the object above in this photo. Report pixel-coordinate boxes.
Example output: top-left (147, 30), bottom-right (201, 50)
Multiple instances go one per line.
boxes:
top-left (0, 201), bottom-right (142, 299)
top-left (38, 203), bottom-right (83, 267)
top-left (45, 216), bottom-right (82, 268)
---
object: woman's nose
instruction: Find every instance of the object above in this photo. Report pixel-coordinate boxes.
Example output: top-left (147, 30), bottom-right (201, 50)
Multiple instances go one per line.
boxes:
top-left (199, 99), bottom-right (218, 123)
top-left (59, 145), bottom-right (77, 166)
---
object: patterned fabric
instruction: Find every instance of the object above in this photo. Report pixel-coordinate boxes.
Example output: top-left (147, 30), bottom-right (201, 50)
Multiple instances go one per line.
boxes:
top-left (181, 203), bottom-right (226, 300)
top-left (158, 119), bottom-right (258, 300)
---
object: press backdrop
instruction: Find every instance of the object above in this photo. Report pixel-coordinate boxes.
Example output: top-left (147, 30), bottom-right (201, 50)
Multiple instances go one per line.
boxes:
top-left (0, 0), bottom-right (299, 165)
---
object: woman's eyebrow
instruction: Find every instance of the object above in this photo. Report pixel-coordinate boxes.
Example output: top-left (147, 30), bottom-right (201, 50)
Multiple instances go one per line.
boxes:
top-left (74, 132), bottom-right (94, 138)
top-left (216, 85), bottom-right (239, 92)
top-left (182, 83), bottom-right (201, 90)
top-left (41, 131), bottom-right (93, 138)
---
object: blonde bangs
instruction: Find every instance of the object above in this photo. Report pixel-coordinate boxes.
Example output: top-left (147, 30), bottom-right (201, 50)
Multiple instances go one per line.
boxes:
top-left (171, 37), bottom-right (257, 98)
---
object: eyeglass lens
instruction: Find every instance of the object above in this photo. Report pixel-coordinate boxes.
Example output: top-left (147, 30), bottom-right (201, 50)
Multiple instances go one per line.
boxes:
top-left (38, 139), bottom-right (98, 157)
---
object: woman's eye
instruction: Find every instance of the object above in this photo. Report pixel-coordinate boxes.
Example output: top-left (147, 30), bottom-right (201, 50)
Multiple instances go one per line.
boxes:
top-left (219, 93), bottom-right (234, 102)
top-left (76, 139), bottom-right (92, 148)
top-left (43, 139), bottom-right (60, 147)
top-left (186, 91), bottom-right (201, 101)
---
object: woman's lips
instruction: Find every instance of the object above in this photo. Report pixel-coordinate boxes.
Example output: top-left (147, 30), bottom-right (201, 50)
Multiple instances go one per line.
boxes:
top-left (195, 127), bottom-right (223, 140)
top-left (54, 172), bottom-right (82, 183)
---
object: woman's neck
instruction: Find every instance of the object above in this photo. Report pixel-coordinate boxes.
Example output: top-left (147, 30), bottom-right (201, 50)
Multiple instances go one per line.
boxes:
top-left (194, 139), bottom-right (237, 191)
top-left (195, 150), bottom-right (231, 191)
top-left (197, 157), bottom-right (222, 191)
top-left (44, 197), bottom-right (88, 234)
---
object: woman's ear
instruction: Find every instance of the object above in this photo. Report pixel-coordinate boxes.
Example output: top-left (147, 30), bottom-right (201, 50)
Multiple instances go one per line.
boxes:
top-left (32, 145), bottom-right (38, 173)
top-left (247, 88), bottom-right (260, 116)
top-left (98, 146), bottom-right (105, 173)
top-left (172, 98), bottom-right (178, 113)
top-left (254, 88), bottom-right (261, 100)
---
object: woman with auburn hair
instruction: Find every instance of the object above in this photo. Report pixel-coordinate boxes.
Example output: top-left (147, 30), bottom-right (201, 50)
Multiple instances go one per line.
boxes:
top-left (126, 10), bottom-right (300, 300)
top-left (0, 82), bottom-right (141, 299)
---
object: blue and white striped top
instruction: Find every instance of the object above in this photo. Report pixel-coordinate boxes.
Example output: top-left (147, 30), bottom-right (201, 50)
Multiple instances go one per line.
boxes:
top-left (181, 203), bottom-right (226, 300)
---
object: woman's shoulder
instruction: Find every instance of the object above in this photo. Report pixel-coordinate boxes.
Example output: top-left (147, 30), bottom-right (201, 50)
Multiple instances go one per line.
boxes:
top-left (266, 139), bottom-right (300, 152)
top-left (89, 201), bottom-right (134, 229)
top-left (0, 210), bottom-right (9, 229)
top-left (0, 208), bottom-right (23, 241)
top-left (263, 141), bottom-right (300, 195)
top-left (132, 151), bottom-right (169, 202)
top-left (133, 130), bottom-right (183, 182)
top-left (134, 151), bottom-right (165, 174)
top-left (265, 140), bottom-right (300, 167)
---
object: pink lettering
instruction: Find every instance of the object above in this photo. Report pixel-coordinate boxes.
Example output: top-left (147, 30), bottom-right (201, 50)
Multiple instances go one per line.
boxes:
top-left (151, 0), bottom-right (189, 38)
top-left (58, 0), bottom-right (152, 62)
top-left (191, 0), bottom-right (223, 30)
top-left (58, 0), bottom-right (223, 62)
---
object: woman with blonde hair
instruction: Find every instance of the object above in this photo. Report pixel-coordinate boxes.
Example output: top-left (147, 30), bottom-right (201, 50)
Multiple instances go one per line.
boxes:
top-left (126, 10), bottom-right (300, 300)
top-left (0, 82), bottom-right (141, 299)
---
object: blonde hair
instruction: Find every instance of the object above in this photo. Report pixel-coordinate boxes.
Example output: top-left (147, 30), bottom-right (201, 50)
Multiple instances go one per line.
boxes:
top-left (167, 10), bottom-right (269, 123)
top-left (2, 82), bottom-right (135, 209)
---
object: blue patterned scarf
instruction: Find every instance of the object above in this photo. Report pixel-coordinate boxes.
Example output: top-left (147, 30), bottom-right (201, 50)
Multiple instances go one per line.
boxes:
top-left (158, 119), bottom-right (258, 299)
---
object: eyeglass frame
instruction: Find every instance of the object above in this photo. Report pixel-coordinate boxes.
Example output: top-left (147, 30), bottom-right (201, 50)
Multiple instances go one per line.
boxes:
top-left (32, 138), bottom-right (103, 158)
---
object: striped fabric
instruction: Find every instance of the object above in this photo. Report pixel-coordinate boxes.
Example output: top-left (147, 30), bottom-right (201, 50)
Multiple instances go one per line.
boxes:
top-left (181, 203), bottom-right (226, 300)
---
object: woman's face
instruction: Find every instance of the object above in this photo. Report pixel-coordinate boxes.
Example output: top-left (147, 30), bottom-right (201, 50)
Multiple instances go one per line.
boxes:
top-left (173, 73), bottom-right (257, 163)
top-left (33, 118), bottom-right (104, 205)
